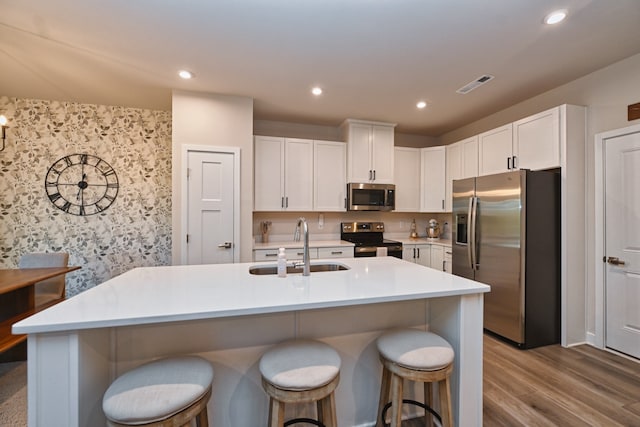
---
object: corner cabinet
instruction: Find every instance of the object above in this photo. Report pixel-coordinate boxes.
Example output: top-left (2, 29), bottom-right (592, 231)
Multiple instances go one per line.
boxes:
top-left (394, 147), bottom-right (421, 212)
top-left (254, 136), bottom-right (313, 211)
top-left (420, 146), bottom-right (446, 212)
top-left (341, 119), bottom-right (396, 183)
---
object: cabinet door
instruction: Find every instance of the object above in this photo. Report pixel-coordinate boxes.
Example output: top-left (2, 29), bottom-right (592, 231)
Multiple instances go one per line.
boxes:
top-left (478, 124), bottom-right (513, 176)
top-left (254, 136), bottom-right (284, 211)
top-left (443, 248), bottom-right (452, 273)
top-left (347, 123), bottom-right (373, 182)
top-left (445, 142), bottom-right (462, 213)
top-left (394, 147), bottom-right (421, 212)
top-left (314, 141), bottom-right (347, 211)
top-left (284, 138), bottom-right (314, 211)
top-left (415, 244), bottom-right (431, 267)
top-left (461, 136), bottom-right (479, 178)
top-left (420, 146), bottom-right (446, 212)
top-left (402, 245), bottom-right (416, 263)
top-left (431, 245), bottom-right (444, 271)
top-left (371, 125), bottom-right (395, 183)
top-left (514, 106), bottom-right (560, 170)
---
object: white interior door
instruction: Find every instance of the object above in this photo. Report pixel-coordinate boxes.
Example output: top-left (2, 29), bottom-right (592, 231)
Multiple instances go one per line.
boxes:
top-left (605, 130), bottom-right (640, 359)
top-left (186, 149), bottom-right (236, 265)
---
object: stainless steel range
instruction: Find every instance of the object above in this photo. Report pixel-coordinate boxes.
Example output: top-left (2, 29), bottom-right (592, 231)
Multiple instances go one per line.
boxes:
top-left (340, 222), bottom-right (403, 258)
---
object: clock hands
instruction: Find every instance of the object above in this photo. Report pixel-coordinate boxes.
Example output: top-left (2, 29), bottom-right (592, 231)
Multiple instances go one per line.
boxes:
top-left (76, 173), bottom-right (88, 201)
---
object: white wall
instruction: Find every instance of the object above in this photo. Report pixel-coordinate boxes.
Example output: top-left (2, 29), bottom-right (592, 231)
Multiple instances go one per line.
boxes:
top-left (171, 90), bottom-right (254, 263)
top-left (439, 52), bottom-right (640, 344)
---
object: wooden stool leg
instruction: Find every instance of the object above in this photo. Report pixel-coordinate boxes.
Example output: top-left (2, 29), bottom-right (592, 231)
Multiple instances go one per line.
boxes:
top-left (376, 366), bottom-right (391, 427)
top-left (438, 377), bottom-right (453, 427)
top-left (424, 381), bottom-right (434, 427)
top-left (195, 406), bottom-right (209, 427)
top-left (389, 373), bottom-right (403, 427)
top-left (319, 392), bottom-right (337, 427)
top-left (268, 397), bottom-right (285, 427)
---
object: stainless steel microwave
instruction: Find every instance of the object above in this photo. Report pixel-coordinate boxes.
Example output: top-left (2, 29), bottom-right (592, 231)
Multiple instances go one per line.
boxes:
top-left (347, 183), bottom-right (395, 211)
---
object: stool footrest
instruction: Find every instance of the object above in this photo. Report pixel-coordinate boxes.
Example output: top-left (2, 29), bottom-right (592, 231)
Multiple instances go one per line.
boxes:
top-left (283, 417), bottom-right (326, 427)
top-left (380, 399), bottom-right (442, 426)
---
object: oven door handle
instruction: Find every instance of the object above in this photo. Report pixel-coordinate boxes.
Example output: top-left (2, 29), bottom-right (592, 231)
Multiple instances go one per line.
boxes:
top-left (355, 246), bottom-right (378, 254)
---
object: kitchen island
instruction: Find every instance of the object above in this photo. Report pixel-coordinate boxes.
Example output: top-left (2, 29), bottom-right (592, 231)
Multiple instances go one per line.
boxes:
top-left (13, 256), bottom-right (489, 427)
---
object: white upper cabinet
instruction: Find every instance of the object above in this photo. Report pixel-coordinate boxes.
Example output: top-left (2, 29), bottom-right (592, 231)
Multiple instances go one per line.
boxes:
top-left (394, 147), bottom-right (421, 212)
top-left (254, 136), bottom-right (313, 211)
top-left (479, 106), bottom-right (563, 176)
top-left (420, 146), bottom-right (446, 212)
top-left (478, 123), bottom-right (514, 176)
top-left (254, 135), bottom-right (285, 211)
top-left (514, 106), bottom-right (561, 170)
top-left (342, 119), bottom-right (396, 183)
top-left (446, 136), bottom-right (478, 211)
top-left (314, 140), bottom-right (347, 211)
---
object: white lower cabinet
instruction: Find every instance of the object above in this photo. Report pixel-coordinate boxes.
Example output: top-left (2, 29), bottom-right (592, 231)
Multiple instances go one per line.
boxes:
top-left (403, 243), bottom-right (431, 267)
top-left (444, 248), bottom-right (452, 273)
top-left (403, 243), bottom-right (450, 272)
top-left (254, 246), bottom-right (353, 261)
top-left (431, 245), bottom-right (444, 272)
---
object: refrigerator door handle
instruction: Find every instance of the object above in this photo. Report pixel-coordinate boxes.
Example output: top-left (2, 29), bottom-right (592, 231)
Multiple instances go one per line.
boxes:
top-left (467, 197), bottom-right (474, 269)
top-left (470, 196), bottom-right (478, 270)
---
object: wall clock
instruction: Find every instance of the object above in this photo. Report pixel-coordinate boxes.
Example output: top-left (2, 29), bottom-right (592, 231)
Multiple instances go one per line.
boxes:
top-left (45, 154), bottom-right (119, 216)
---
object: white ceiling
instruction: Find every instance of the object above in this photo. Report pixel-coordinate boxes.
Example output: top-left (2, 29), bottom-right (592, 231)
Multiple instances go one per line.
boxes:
top-left (2, 0), bottom-right (640, 135)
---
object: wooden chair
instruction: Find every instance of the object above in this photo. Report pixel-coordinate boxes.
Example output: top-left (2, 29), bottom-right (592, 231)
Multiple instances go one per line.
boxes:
top-left (18, 252), bottom-right (69, 307)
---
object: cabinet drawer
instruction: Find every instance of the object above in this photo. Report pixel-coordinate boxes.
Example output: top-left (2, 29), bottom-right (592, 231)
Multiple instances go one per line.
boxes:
top-left (318, 247), bottom-right (354, 259)
top-left (286, 248), bottom-right (318, 260)
top-left (253, 249), bottom-right (280, 261)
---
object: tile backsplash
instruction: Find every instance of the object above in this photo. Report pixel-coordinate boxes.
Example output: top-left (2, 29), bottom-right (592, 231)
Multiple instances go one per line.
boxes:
top-left (253, 211), bottom-right (452, 244)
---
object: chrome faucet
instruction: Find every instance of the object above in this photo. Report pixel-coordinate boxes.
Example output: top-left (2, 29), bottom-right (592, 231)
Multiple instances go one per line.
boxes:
top-left (293, 217), bottom-right (310, 276)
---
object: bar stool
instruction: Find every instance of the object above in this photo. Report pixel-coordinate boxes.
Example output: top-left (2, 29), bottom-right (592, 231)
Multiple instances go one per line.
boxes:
top-left (259, 339), bottom-right (341, 427)
top-left (102, 356), bottom-right (214, 427)
top-left (375, 329), bottom-right (454, 427)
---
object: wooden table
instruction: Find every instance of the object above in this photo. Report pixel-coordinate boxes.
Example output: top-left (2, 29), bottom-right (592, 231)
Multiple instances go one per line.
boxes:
top-left (0, 267), bottom-right (80, 354)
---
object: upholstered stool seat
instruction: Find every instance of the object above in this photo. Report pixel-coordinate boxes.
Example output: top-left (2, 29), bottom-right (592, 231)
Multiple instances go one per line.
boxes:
top-left (103, 356), bottom-right (214, 427)
top-left (375, 329), bottom-right (454, 427)
top-left (259, 339), bottom-right (341, 427)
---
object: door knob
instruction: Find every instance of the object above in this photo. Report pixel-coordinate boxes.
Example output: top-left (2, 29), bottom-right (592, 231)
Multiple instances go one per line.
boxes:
top-left (218, 242), bottom-right (233, 249)
top-left (607, 256), bottom-right (625, 266)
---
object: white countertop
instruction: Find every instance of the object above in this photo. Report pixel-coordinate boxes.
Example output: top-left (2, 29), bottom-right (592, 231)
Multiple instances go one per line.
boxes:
top-left (13, 257), bottom-right (488, 335)
top-left (253, 239), bottom-right (354, 250)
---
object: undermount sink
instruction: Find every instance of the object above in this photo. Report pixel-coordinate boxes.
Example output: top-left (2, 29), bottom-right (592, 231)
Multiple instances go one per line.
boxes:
top-left (249, 262), bottom-right (350, 275)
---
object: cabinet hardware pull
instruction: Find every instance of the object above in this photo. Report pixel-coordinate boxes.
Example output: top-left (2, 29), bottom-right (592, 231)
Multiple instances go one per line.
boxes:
top-left (281, 197), bottom-right (284, 208)
top-left (417, 248), bottom-right (420, 258)
top-left (373, 170), bottom-right (376, 181)
top-left (413, 248), bottom-right (416, 259)
top-left (507, 157), bottom-right (511, 170)
top-left (331, 251), bottom-right (342, 255)
top-left (512, 156), bottom-right (517, 169)
top-left (266, 253), bottom-right (277, 257)
top-left (285, 197), bottom-right (289, 208)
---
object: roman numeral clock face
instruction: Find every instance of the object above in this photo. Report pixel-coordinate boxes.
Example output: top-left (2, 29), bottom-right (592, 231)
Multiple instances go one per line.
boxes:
top-left (45, 154), bottom-right (119, 216)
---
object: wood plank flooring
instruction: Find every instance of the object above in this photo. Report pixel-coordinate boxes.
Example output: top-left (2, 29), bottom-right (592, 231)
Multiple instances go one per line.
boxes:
top-left (404, 333), bottom-right (640, 426)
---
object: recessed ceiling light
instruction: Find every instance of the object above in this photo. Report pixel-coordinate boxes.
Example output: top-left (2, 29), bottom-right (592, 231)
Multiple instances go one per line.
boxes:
top-left (416, 101), bottom-right (427, 109)
top-left (544, 10), bottom-right (567, 25)
top-left (178, 70), bottom-right (194, 79)
top-left (311, 87), bottom-right (323, 96)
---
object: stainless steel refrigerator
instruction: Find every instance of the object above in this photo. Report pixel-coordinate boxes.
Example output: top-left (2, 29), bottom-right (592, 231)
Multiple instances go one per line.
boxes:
top-left (452, 169), bottom-right (560, 348)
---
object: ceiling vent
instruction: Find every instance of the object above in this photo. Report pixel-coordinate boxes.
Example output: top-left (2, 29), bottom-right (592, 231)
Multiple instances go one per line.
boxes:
top-left (456, 75), bottom-right (495, 94)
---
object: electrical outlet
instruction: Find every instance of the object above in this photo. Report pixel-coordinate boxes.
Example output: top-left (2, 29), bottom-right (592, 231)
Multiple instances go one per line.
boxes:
top-left (318, 213), bottom-right (324, 229)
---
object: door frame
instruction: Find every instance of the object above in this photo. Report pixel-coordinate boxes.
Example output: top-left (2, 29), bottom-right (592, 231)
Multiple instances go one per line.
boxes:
top-left (594, 122), bottom-right (640, 349)
top-left (180, 144), bottom-right (241, 265)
